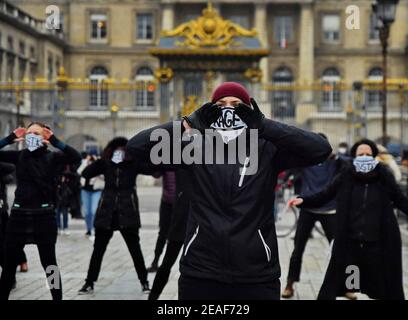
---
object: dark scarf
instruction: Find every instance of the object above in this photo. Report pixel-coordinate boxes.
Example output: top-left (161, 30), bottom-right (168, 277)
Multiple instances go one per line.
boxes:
top-left (350, 165), bottom-right (380, 183)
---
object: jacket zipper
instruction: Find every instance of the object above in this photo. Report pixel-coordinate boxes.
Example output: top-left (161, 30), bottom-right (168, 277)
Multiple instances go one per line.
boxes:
top-left (238, 157), bottom-right (250, 187)
top-left (258, 229), bottom-right (271, 262)
top-left (184, 225), bottom-right (199, 257)
top-left (362, 184), bottom-right (368, 208)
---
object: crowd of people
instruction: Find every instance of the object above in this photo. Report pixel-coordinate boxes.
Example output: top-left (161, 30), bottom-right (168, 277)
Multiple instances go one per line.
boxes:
top-left (0, 81), bottom-right (407, 300)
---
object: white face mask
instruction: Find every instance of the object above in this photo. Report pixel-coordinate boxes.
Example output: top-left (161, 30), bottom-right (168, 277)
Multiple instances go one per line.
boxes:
top-left (25, 133), bottom-right (44, 152)
top-left (112, 150), bottom-right (125, 164)
top-left (210, 107), bottom-right (248, 143)
top-left (353, 155), bottom-right (379, 173)
top-left (338, 147), bottom-right (347, 155)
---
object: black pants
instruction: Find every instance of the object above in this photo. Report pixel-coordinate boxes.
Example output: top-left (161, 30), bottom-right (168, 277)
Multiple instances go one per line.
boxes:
top-left (149, 240), bottom-right (183, 300)
top-left (287, 210), bottom-right (336, 282)
top-left (86, 227), bottom-right (148, 285)
top-left (179, 275), bottom-right (281, 300)
top-left (0, 241), bottom-right (61, 300)
top-left (152, 200), bottom-right (173, 263)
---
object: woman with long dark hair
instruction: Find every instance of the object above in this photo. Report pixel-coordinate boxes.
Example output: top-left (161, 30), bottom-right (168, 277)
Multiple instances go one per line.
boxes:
top-left (78, 137), bottom-right (157, 295)
top-left (0, 122), bottom-right (81, 300)
top-left (289, 139), bottom-right (408, 300)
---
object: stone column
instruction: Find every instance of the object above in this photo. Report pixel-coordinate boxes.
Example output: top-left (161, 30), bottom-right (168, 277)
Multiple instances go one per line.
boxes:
top-left (254, 2), bottom-right (270, 117)
top-left (161, 3), bottom-right (175, 31)
top-left (297, 2), bottom-right (317, 125)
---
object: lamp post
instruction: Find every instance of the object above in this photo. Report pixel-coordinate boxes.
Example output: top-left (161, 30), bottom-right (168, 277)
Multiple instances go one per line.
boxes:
top-left (372, 0), bottom-right (399, 146)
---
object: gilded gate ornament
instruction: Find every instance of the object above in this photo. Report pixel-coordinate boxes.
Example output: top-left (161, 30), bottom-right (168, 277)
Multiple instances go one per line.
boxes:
top-left (161, 3), bottom-right (257, 49)
top-left (154, 67), bottom-right (174, 83)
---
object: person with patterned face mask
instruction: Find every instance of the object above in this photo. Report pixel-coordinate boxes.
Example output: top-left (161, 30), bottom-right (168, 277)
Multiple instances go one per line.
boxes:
top-left (127, 81), bottom-right (332, 300)
top-left (289, 139), bottom-right (408, 300)
top-left (78, 137), bottom-right (158, 296)
top-left (0, 122), bottom-right (82, 300)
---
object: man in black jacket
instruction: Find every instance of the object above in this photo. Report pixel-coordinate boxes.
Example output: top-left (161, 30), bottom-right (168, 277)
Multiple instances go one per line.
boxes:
top-left (127, 82), bottom-right (332, 300)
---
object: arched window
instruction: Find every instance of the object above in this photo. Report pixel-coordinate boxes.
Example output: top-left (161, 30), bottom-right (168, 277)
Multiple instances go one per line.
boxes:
top-left (321, 67), bottom-right (341, 110)
top-left (135, 66), bottom-right (155, 109)
top-left (89, 66), bottom-right (108, 108)
top-left (272, 67), bottom-right (294, 118)
top-left (366, 67), bottom-right (383, 109)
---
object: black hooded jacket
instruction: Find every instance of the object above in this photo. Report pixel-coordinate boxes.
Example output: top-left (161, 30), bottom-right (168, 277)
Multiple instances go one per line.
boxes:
top-left (127, 119), bottom-right (332, 283)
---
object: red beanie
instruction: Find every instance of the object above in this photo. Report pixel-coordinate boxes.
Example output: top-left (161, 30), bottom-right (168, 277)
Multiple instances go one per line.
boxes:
top-left (211, 82), bottom-right (251, 105)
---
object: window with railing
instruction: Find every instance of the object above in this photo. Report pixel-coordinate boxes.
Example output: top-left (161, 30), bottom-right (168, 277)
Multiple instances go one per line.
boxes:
top-left (136, 13), bottom-right (154, 41)
top-left (272, 67), bottom-right (294, 117)
top-left (366, 68), bottom-right (383, 109)
top-left (135, 66), bottom-right (155, 110)
top-left (89, 66), bottom-right (108, 108)
top-left (90, 14), bottom-right (107, 41)
top-left (369, 13), bottom-right (380, 41)
top-left (274, 16), bottom-right (293, 49)
top-left (322, 14), bottom-right (340, 43)
top-left (321, 67), bottom-right (341, 110)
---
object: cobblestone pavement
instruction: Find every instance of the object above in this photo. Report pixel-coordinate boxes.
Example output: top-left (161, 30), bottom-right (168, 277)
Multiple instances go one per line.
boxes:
top-left (3, 186), bottom-right (408, 300)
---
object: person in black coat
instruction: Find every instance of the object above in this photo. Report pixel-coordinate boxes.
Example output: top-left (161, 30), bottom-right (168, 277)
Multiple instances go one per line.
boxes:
top-left (0, 162), bottom-right (16, 268)
top-left (289, 139), bottom-right (408, 300)
top-left (0, 122), bottom-right (81, 300)
top-left (0, 163), bottom-right (28, 276)
top-left (127, 82), bottom-right (332, 300)
top-left (78, 137), bottom-right (158, 295)
top-left (55, 165), bottom-right (78, 234)
top-left (148, 168), bottom-right (191, 300)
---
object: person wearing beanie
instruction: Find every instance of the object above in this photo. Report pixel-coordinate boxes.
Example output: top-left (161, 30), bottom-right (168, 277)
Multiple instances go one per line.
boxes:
top-left (289, 138), bottom-right (408, 300)
top-left (127, 81), bottom-right (332, 300)
top-left (78, 137), bottom-right (158, 295)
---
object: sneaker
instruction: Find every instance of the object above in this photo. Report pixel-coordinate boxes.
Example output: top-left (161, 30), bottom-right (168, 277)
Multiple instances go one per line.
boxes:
top-left (85, 231), bottom-right (91, 237)
top-left (19, 262), bottom-right (28, 273)
top-left (142, 282), bottom-right (151, 294)
top-left (58, 229), bottom-right (63, 236)
top-left (63, 230), bottom-right (71, 236)
top-left (78, 282), bottom-right (94, 295)
top-left (88, 235), bottom-right (95, 242)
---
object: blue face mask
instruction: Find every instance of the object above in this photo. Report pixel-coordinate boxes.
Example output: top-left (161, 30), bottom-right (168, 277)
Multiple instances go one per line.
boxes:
top-left (353, 155), bottom-right (379, 173)
top-left (25, 133), bottom-right (44, 152)
top-left (111, 150), bottom-right (125, 164)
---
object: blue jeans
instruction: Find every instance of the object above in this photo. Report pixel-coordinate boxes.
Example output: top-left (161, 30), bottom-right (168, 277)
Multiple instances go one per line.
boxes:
top-left (56, 207), bottom-right (69, 230)
top-left (81, 190), bottom-right (102, 234)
